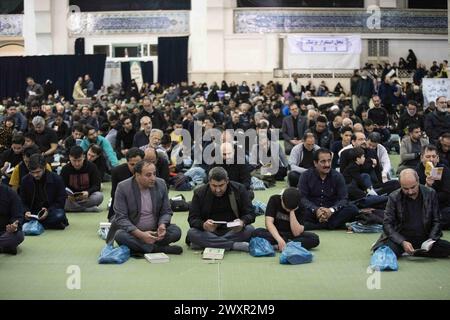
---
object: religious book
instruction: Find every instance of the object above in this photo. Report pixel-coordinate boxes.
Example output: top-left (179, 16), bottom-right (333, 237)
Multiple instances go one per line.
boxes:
top-left (412, 239), bottom-right (436, 255)
top-left (99, 222), bottom-right (111, 229)
top-left (202, 248), bottom-right (225, 260)
top-left (211, 220), bottom-right (241, 228)
top-left (6, 163), bottom-right (14, 174)
top-left (28, 208), bottom-right (46, 220)
top-left (430, 167), bottom-right (443, 180)
top-left (65, 187), bottom-right (83, 197)
top-left (144, 253), bottom-right (170, 263)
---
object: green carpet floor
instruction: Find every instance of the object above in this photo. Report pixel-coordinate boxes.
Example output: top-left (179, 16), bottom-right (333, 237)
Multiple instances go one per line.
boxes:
top-left (1, 155), bottom-right (449, 300)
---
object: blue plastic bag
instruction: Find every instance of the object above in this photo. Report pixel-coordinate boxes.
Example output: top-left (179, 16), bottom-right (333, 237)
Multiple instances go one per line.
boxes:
top-left (252, 200), bottom-right (267, 216)
top-left (279, 242), bottom-right (313, 265)
top-left (249, 237), bottom-right (275, 257)
top-left (346, 222), bottom-right (383, 233)
top-left (370, 245), bottom-right (398, 271)
top-left (22, 220), bottom-right (45, 236)
top-left (98, 244), bottom-right (130, 264)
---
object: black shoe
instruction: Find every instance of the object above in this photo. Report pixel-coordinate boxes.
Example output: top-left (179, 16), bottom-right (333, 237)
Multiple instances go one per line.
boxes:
top-left (0, 247), bottom-right (17, 255)
top-left (156, 245), bottom-right (183, 255)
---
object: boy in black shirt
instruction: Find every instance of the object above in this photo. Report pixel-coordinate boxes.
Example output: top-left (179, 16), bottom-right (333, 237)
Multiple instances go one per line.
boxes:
top-left (252, 188), bottom-right (319, 251)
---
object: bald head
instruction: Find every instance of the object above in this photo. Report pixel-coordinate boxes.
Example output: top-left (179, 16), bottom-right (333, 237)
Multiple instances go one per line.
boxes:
top-left (144, 147), bottom-right (157, 164)
top-left (220, 142), bottom-right (235, 162)
top-left (399, 169), bottom-right (420, 199)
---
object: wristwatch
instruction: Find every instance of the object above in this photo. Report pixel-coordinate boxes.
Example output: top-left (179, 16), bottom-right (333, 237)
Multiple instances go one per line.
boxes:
top-left (330, 208), bottom-right (335, 214)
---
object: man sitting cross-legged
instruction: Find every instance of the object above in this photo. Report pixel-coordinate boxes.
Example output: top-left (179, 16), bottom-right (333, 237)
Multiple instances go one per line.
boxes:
top-left (106, 159), bottom-right (182, 256)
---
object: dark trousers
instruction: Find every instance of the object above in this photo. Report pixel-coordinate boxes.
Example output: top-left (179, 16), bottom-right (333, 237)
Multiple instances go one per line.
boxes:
top-left (384, 238), bottom-right (450, 258)
top-left (0, 231), bottom-right (24, 250)
top-left (114, 224), bottom-right (181, 254)
top-left (187, 225), bottom-right (255, 250)
top-left (304, 204), bottom-right (359, 230)
top-left (441, 207), bottom-right (450, 230)
top-left (288, 171), bottom-right (301, 188)
top-left (36, 208), bottom-right (68, 230)
top-left (252, 228), bottom-right (320, 250)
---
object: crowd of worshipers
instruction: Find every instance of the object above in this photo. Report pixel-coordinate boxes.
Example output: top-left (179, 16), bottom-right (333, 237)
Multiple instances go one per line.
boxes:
top-left (1, 63), bottom-right (449, 261)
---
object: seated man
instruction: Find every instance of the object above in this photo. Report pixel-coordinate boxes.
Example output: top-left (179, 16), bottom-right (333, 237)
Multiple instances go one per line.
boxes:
top-left (115, 116), bottom-right (136, 159)
top-left (106, 159), bottom-right (182, 255)
top-left (132, 116), bottom-right (152, 148)
top-left (63, 123), bottom-right (84, 161)
top-left (60, 146), bottom-right (103, 212)
top-left (437, 132), bottom-right (450, 167)
top-left (80, 124), bottom-right (119, 168)
top-left (20, 154), bottom-right (68, 230)
top-left (398, 124), bottom-right (429, 174)
top-left (1, 134), bottom-right (24, 184)
top-left (372, 169), bottom-right (450, 258)
top-left (252, 187), bottom-right (320, 251)
top-left (86, 143), bottom-right (110, 182)
top-left (9, 144), bottom-right (52, 192)
top-left (186, 167), bottom-right (256, 252)
top-left (144, 147), bottom-right (170, 184)
top-left (299, 148), bottom-right (359, 230)
top-left (208, 142), bottom-right (251, 191)
top-left (288, 133), bottom-right (320, 187)
top-left (0, 184), bottom-right (24, 255)
top-left (416, 145), bottom-right (450, 229)
top-left (281, 103), bottom-right (307, 155)
top-left (305, 115), bottom-right (333, 149)
top-left (108, 148), bottom-right (145, 220)
top-left (30, 116), bottom-right (58, 163)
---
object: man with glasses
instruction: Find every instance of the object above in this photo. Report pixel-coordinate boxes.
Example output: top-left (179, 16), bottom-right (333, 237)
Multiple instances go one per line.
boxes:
top-left (298, 148), bottom-right (359, 230)
top-left (425, 96), bottom-right (450, 145)
top-left (133, 116), bottom-right (152, 148)
top-left (372, 169), bottom-right (450, 258)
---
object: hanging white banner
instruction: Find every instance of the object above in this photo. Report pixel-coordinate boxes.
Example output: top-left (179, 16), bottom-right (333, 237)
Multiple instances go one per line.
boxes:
top-left (130, 61), bottom-right (143, 91)
top-left (103, 61), bottom-right (122, 87)
top-left (422, 78), bottom-right (450, 108)
top-left (285, 35), bottom-right (361, 69)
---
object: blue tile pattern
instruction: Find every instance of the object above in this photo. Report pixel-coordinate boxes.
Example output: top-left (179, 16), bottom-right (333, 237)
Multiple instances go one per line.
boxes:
top-left (0, 15), bottom-right (23, 36)
top-left (69, 11), bottom-right (189, 36)
top-left (234, 9), bottom-right (447, 34)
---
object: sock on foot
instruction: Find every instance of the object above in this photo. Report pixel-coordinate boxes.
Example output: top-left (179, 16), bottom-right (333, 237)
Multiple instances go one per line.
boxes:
top-left (232, 242), bottom-right (249, 252)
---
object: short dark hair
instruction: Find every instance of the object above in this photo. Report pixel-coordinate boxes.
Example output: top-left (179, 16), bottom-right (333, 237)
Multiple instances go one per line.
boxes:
top-left (11, 134), bottom-right (25, 145)
top-left (440, 132), bottom-right (450, 140)
top-left (208, 166), bottom-right (229, 182)
top-left (72, 123), bottom-right (84, 133)
top-left (134, 159), bottom-right (155, 174)
top-left (84, 124), bottom-right (96, 136)
top-left (88, 143), bottom-right (102, 156)
top-left (69, 146), bottom-right (84, 158)
top-left (422, 144), bottom-right (438, 154)
top-left (407, 100), bottom-right (417, 107)
top-left (161, 134), bottom-right (172, 146)
top-left (4, 116), bottom-right (15, 126)
top-left (126, 147), bottom-right (145, 161)
top-left (363, 119), bottom-right (374, 127)
top-left (349, 147), bottom-right (365, 161)
top-left (28, 154), bottom-right (46, 171)
top-left (340, 126), bottom-right (353, 135)
top-left (368, 132), bottom-right (381, 144)
top-left (23, 145), bottom-right (41, 158)
top-left (281, 187), bottom-right (301, 210)
top-left (408, 123), bottom-right (421, 133)
top-left (24, 131), bottom-right (36, 142)
top-left (313, 148), bottom-right (332, 162)
top-left (316, 115), bottom-right (328, 124)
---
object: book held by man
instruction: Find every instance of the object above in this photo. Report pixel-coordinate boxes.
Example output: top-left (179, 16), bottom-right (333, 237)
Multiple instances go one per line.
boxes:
top-left (412, 239), bottom-right (436, 255)
top-left (65, 187), bottom-right (84, 197)
top-left (144, 253), bottom-right (170, 263)
top-left (211, 220), bottom-right (241, 228)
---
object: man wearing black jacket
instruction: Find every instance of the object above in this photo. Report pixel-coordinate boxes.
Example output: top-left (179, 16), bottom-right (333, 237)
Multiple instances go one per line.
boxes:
top-left (138, 97), bottom-right (167, 131)
top-left (0, 184), bottom-right (24, 255)
top-left (108, 148), bottom-right (145, 220)
top-left (207, 142), bottom-right (251, 191)
top-left (20, 154), bottom-right (68, 230)
top-left (60, 146), bottom-right (103, 212)
top-left (372, 169), bottom-right (450, 258)
top-left (186, 167), bottom-right (256, 252)
top-left (416, 145), bottom-right (450, 229)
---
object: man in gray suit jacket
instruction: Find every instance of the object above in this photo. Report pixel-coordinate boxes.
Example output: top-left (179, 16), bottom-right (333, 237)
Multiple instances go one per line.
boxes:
top-left (106, 159), bottom-right (182, 255)
top-left (281, 103), bottom-right (308, 155)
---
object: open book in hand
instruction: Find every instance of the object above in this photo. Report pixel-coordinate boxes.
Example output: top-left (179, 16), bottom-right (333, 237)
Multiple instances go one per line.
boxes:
top-left (429, 167), bottom-right (443, 180)
top-left (65, 187), bottom-right (84, 197)
top-left (5, 163), bottom-right (14, 174)
top-left (412, 239), bottom-right (436, 255)
top-left (212, 220), bottom-right (241, 228)
top-left (29, 209), bottom-right (46, 220)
